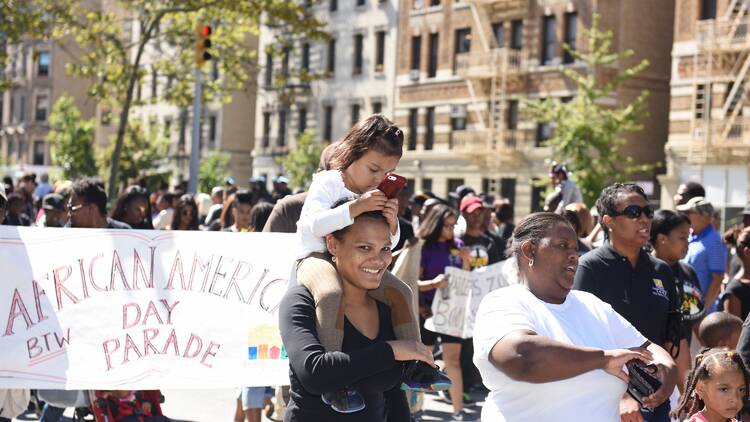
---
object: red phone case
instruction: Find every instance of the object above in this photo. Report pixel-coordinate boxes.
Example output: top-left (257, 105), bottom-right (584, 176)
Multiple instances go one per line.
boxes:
top-left (377, 173), bottom-right (407, 199)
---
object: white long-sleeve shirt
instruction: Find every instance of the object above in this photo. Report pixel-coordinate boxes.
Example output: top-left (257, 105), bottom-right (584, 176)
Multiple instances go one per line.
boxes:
top-left (296, 170), bottom-right (400, 259)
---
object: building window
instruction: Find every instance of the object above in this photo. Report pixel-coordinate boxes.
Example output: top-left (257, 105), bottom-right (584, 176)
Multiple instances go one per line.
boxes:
top-left (454, 28), bottom-right (471, 73)
top-left (372, 101), bottom-right (382, 114)
top-left (323, 105), bottom-right (334, 142)
top-left (541, 15), bottom-right (557, 65)
top-left (37, 52), bottom-right (50, 77)
top-left (430, 0), bottom-right (440, 5)
top-left (298, 107), bottom-right (307, 135)
top-left (33, 140), bottom-right (45, 165)
top-left (19, 95), bottom-right (25, 123)
top-left (327, 38), bottom-right (336, 76)
top-left (406, 179), bottom-right (415, 195)
top-left (282, 48), bottom-right (290, 77)
top-left (511, 20), bottom-right (523, 50)
top-left (447, 179), bottom-right (464, 197)
top-left (500, 178), bottom-right (516, 204)
top-left (264, 52), bottom-right (273, 87)
top-left (492, 22), bottom-right (505, 48)
top-left (35, 94), bottom-right (48, 122)
top-left (208, 115), bottom-right (217, 148)
top-left (531, 178), bottom-right (544, 212)
top-left (536, 121), bottom-right (552, 146)
top-left (413, 0), bottom-right (423, 9)
top-left (262, 112), bottom-right (271, 147)
top-left (151, 67), bottom-right (158, 99)
top-left (278, 110), bottom-right (287, 147)
top-left (701, 0), bottom-right (717, 20)
top-left (356, 0), bottom-right (365, 6)
top-left (507, 100), bottom-right (518, 130)
top-left (164, 118), bottom-right (172, 140)
top-left (425, 107), bottom-right (435, 150)
top-left (408, 108), bottom-right (418, 150)
top-left (351, 104), bottom-right (360, 126)
top-left (0, 96), bottom-right (4, 125)
top-left (375, 30), bottom-right (386, 73)
top-left (301, 42), bottom-right (310, 71)
top-left (212, 60), bottom-right (219, 80)
top-left (563, 12), bottom-right (577, 64)
top-left (411, 35), bottom-right (422, 71)
top-left (422, 178), bottom-right (432, 192)
top-left (427, 32), bottom-right (439, 78)
top-left (330, 0), bottom-right (337, 12)
top-left (353, 34), bottom-right (364, 75)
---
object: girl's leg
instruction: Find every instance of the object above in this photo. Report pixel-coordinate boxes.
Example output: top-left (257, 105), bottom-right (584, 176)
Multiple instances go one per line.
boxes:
top-left (296, 253), bottom-right (345, 352)
top-left (370, 271), bottom-right (420, 342)
top-left (442, 342), bottom-right (463, 414)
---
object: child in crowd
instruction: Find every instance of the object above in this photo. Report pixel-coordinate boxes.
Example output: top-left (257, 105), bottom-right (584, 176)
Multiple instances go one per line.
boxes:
top-left (673, 348), bottom-right (749, 422)
top-left (699, 312), bottom-right (743, 349)
top-left (98, 390), bottom-right (168, 422)
top-left (294, 115), bottom-right (446, 411)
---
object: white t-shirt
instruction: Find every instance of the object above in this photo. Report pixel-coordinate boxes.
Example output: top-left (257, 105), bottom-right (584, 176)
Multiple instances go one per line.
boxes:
top-left (296, 170), bottom-right (400, 259)
top-left (473, 284), bottom-right (647, 422)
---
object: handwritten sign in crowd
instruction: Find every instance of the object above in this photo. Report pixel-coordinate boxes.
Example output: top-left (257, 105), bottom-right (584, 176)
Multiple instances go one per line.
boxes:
top-left (425, 262), bottom-right (514, 339)
top-left (0, 226), bottom-right (295, 389)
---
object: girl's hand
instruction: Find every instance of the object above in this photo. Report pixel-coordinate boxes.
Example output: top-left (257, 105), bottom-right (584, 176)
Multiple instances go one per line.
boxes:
top-left (386, 340), bottom-right (435, 366)
top-left (350, 190), bottom-right (387, 217)
top-left (458, 247), bottom-right (472, 265)
top-left (382, 198), bottom-right (399, 235)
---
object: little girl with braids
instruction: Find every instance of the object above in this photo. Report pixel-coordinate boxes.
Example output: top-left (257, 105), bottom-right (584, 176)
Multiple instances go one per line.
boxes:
top-left (673, 348), bottom-right (749, 422)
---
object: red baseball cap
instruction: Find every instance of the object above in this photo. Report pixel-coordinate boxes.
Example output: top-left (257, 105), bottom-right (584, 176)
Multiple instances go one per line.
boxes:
top-left (460, 195), bottom-right (484, 214)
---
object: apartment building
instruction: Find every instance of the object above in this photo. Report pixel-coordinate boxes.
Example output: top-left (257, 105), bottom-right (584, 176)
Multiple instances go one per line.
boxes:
top-left (252, 0), bottom-right (401, 182)
top-left (394, 0), bottom-right (674, 215)
top-left (662, 0), bottom-right (750, 220)
top-left (0, 39), bottom-right (96, 176)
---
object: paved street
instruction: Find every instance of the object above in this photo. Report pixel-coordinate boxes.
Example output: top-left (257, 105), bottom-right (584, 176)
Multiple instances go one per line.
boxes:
top-left (14, 385), bottom-right (485, 421)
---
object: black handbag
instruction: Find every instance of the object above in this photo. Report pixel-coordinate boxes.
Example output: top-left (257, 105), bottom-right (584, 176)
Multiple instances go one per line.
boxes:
top-left (626, 360), bottom-right (662, 406)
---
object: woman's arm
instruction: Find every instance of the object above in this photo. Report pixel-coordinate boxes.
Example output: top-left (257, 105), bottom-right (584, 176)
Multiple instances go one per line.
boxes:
top-left (279, 286), bottom-right (399, 395)
top-left (488, 330), bottom-right (651, 383)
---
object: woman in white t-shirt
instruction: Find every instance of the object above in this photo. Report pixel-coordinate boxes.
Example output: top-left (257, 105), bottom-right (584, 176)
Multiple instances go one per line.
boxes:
top-left (473, 212), bottom-right (677, 422)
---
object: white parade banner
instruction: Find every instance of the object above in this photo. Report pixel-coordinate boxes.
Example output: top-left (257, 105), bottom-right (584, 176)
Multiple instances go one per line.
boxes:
top-left (0, 226), bottom-right (295, 389)
top-left (425, 261), bottom-right (512, 339)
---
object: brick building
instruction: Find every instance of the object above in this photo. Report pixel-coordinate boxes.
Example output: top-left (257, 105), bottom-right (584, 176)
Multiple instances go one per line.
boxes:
top-left (661, 0), bottom-right (749, 222)
top-left (394, 0), bottom-right (674, 215)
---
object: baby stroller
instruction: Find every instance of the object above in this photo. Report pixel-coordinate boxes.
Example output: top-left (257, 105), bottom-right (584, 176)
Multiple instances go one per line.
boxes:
top-left (89, 390), bottom-right (167, 422)
top-left (35, 389), bottom-right (93, 421)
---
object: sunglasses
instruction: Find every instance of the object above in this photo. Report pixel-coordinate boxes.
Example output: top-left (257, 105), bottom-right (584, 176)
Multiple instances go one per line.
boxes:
top-left (67, 203), bottom-right (85, 213)
top-left (609, 204), bottom-right (655, 219)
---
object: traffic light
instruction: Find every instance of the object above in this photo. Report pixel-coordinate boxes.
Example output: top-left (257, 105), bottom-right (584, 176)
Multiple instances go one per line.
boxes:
top-left (195, 24), bottom-right (212, 67)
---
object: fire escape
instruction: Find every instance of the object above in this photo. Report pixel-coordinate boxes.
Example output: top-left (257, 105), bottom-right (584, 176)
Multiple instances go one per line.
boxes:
top-left (453, 0), bottom-right (529, 165)
top-left (690, 0), bottom-right (750, 164)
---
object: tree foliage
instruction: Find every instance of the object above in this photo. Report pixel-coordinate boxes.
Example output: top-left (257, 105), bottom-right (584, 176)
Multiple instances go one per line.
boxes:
top-left (47, 0), bottom-right (328, 197)
top-left (97, 121), bottom-right (168, 189)
top-left (524, 14), bottom-right (658, 205)
top-left (277, 131), bottom-right (325, 190)
top-left (198, 150), bottom-right (230, 194)
top-left (48, 95), bottom-right (99, 180)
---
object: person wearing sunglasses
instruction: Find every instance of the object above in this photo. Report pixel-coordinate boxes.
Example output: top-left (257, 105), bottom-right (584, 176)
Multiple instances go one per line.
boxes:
top-left (573, 183), bottom-right (679, 422)
top-left (67, 178), bottom-right (131, 230)
top-left (168, 196), bottom-right (200, 231)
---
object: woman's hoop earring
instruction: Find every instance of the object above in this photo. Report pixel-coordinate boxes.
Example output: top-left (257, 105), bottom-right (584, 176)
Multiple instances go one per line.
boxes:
top-left (528, 258), bottom-right (534, 267)
top-left (331, 256), bottom-right (337, 263)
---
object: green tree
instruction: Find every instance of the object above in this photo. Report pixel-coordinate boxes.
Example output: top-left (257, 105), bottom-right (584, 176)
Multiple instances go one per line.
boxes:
top-left (198, 150), bottom-right (230, 194)
top-left (49, 0), bottom-right (328, 197)
top-left (98, 121), bottom-right (168, 189)
top-left (277, 131), bottom-right (325, 190)
top-left (525, 14), bottom-right (657, 205)
top-left (48, 95), bottom-right (99, 179)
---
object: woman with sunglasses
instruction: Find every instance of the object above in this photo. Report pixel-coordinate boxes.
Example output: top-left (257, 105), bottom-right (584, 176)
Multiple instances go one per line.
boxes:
top-left (722, 227), bottom-right (750, 320)
top-left (573, 183), bottom-right (680, 422)
top-left (169, 195), bottom-right (200, 231)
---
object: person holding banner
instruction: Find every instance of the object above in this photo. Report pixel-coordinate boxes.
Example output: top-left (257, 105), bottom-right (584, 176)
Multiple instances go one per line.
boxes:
top-left (280, 210), bottom-right (434, 422)
top-left (473, 212), bottom-right (676, 422)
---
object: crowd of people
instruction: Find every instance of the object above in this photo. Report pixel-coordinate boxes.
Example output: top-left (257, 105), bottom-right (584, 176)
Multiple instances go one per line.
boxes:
top-left (2, 112), bottom-right (750, 422)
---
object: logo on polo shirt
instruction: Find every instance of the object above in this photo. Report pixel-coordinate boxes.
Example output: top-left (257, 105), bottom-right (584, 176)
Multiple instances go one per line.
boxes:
top-left (652, 278), bottom-right (668, 300)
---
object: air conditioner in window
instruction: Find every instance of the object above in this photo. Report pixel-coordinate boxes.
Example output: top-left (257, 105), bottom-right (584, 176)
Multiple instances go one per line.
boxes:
top-left (409, 69), bottom-right (419, 81)
top-left (450, 104), bottom-right (467, 118)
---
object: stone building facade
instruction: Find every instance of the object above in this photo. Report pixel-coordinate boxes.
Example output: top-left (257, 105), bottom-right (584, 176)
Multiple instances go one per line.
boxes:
top-left (661, 0), bottom-right (749, 222)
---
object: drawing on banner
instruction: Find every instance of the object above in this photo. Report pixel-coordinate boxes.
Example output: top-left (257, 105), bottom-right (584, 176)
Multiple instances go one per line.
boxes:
top-left (0, 227), bottom-right (296, 389)
top-left (425, 261), bottom-right (512, 339)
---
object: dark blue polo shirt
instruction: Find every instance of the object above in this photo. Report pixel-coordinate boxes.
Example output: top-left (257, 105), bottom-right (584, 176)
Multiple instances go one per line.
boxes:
top-left (573, 244), bottom-right (680, 346)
